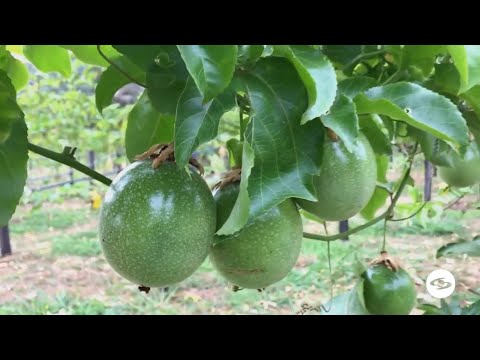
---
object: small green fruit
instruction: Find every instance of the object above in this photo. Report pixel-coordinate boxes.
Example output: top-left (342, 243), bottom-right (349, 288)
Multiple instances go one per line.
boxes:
top-left (296, 133), bottom-right (377, 221)
top-left (99, 160), bottom-right (216, 288)
top-left (210, 182), bottom-right (303, 289)
top-left (362, 263), bottom-right (417, 315)
top-left (438, 144), bottom-right (480, 188)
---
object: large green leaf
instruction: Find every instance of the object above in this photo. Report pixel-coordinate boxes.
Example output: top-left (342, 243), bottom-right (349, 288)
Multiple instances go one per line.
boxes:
top-left (275, 45), bottom-right (337, 124)
top-left (337, 76), bottom-right (377, 99)
top-left (436, 238), bottom-right (480, 258)
top-left (0, 71), bottom-right (24, 143)
top-left (220, 58), bottom-right (324, 233)
top-left (95, 56), bottom-right (145, 114)
top-left (0, 72), bottom-right (28, 226)
top-left (320, 94), bottom-right (358, 152)
top-left (360, 155), bottom-right (390, 220)
top-left (177, 45), bottom-right (237, 103)
top-left (174, 78), bottom-right (236, 168)
top-left (448, 45), bottom-right (480, 94)
top-left (61, 45), bottom-right (120, 67)
top-left (125, 92), bottom-right (174, 162)
top-left (355, 82), bottom-right (469, 147)
top-left (23, 45), bottom-right (71, 77)
top-left (216, 142), bottom-right (255, 236)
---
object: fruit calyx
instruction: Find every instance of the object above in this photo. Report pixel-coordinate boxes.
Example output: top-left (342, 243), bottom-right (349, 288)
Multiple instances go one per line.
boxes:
top-left (134, 143), bottom-right (204, 175)
top-left (213, 167), bottom-right (242, 191)
top-left (369, 251), bottom-right (400, 272)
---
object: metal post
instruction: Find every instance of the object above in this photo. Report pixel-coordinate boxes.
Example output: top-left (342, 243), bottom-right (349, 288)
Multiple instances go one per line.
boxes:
top-left (339, 220), bottom-right (349, 241)
top-left (115, 150), bottom-right (122, 173)
top-left (69, 167), bottom-right (74, 185)
top-left (424, 160), bottom-right (433, 201)
top-left (1, 225), bottom-right (12, 256)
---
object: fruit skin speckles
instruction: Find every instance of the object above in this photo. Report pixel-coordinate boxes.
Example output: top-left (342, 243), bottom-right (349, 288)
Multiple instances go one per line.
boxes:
top-left (295, 132), bottom-right (377, 221)
top-left (209, 182), bottom-right (303, 289)
top-left (99, 160), bottom-right (216, 288)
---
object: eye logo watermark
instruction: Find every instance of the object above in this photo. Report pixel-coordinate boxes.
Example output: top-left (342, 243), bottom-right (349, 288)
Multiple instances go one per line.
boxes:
top-left (426, 269), bottom-right (455, 298)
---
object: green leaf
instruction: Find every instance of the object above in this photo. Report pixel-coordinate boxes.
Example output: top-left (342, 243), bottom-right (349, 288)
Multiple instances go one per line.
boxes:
top-left (0, 50), bottom-right (29, 91)
top-left (436, 238), bottom-right (480, 258)
top-left (0, 71), bottom-right (24, 143)
top-left (461, 300), bottom-right (480, 315)
top-left (237, 45), bottom-right (264, 66)
top-left (410, 129), bottom-right (456, 167)
top-left (448, 45), bottom-right (480, 93)
top-left (174, 78), bottom-right (236, 168)
top-left (0, 73), bottom-right (28, 226)
top-left (337, 76), bottom-right (377, 99)
top-left (61, 45), bottom-right (120, 67)
top-left (320, 281), bottom-right (370, 315)
top-left (220, 58), bottom-right (324, 233)
top-left (216, 141), bottom-right (254, 236)
top-left (462, 85), bottom-right (480, 117)
top-left (400, 45), bottom-right (445, 78)
top-left (275, 45), bottom-right (337, 124)
top-left (360, 155), bottom-right (390, 220)
top-left (177, 45), bottom-right (237, 103)
top-left (113, 45), bottom-right (168, 70)
top-left (322, 45), bottom-right (363, 72)
top-left (355, 82), bottom-right (469, 147)
top-left (95, 56), bottom-right (145, 114)
top-left (23, 45), bottom-right (71, 77)
top-left (114, 46), bottom-right (190, 114)
top-left (320, 94), bottom-right (358, 152)
top-left (431, 63), bottom-right (461, 96)
top-left (226, 138), bottom-right (243, 167)
top-left (125, 92), bottom-right (174, 162)
top-left (359, 114), bottom-right (392, 155)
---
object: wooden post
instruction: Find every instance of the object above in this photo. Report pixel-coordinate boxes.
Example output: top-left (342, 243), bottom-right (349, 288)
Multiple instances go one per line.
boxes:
top-left (1, 225), bottom-right (12, 257)
top-left (339, 220), bottom-right (349, 241)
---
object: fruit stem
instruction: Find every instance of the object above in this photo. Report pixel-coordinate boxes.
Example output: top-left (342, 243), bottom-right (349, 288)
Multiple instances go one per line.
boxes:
top-left (27, 142), bottom-right (112, 186)
top-left (303, 142), bottom-right (419, 242)
top-left (381, 218), bottom-right (387, 252)
top-left (239, 108), bottom-right (245, 142)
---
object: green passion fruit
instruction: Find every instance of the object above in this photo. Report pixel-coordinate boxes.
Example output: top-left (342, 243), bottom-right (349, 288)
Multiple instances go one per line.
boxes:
top-left (210, 182), bottom-right (303, 289)
top-left (438, 143), bottom-right (480, 188)
top-left (362, 263), bottom-right (417, 315)
top-left (295, 133), bottom-right (377, 221)
top-left (99, 160), bottom-right (216, 288)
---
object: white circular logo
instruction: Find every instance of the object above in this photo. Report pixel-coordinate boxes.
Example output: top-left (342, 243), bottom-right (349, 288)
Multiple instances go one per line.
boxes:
top-left (426, 269), bottom-right (455, 298)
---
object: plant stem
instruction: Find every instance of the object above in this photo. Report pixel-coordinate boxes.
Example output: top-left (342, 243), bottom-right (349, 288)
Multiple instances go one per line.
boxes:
top-left (239, 109), bottom-right (245, 142)
top-left (381, 218), bottom-right (387, 252)
top-left (28, 143), bottom-right (112, 186)
top-left (303, 143), bottom-right (418, 242)
top-left (342, 49), bottom-right (387, 71)
top-left (96, 45), bottom-right (147, 88)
